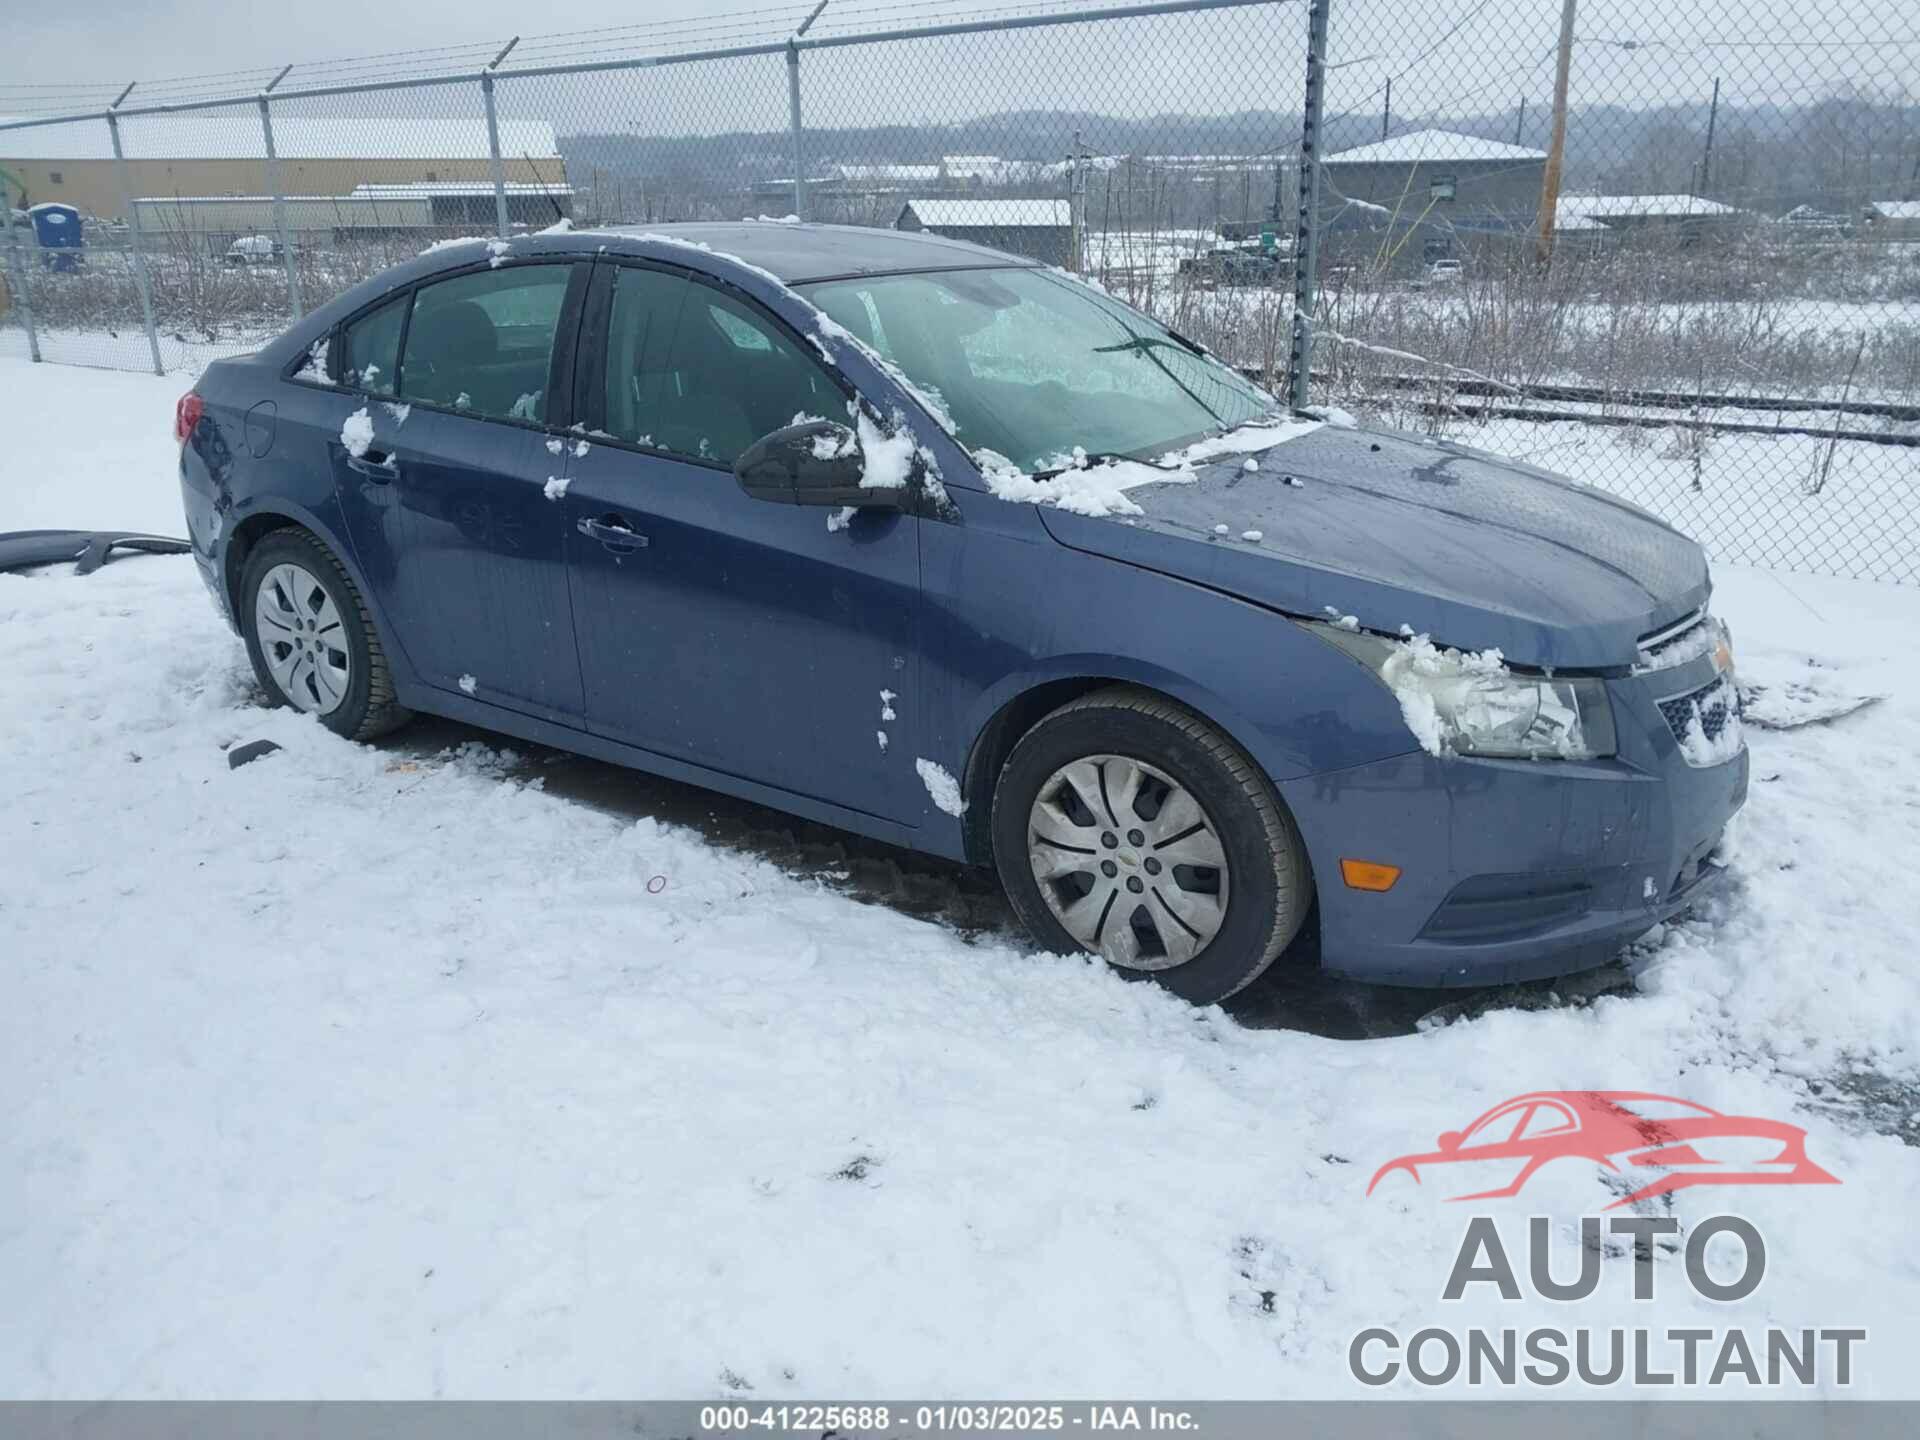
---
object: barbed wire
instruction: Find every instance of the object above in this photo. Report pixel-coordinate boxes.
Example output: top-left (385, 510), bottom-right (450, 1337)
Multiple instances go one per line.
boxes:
top-left (12, 0), bottom-right (1916, 119)
top-left (0, 0), bottom-right (1283, 115)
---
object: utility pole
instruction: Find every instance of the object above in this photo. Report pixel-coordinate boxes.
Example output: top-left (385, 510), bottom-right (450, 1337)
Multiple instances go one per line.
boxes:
top-left (1382, 77), bottom-right (1391, 141)
top-left (1699, 76), bottom-right (1721, 197)
top-left (1535, 0), bottom-right (1578, 263)
top-left (1515, 98), bottom-right (1526, 146)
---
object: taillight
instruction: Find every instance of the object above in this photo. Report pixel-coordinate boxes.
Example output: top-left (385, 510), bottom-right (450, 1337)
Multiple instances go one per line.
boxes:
top-left (174, 391), bottom-right (204, 446)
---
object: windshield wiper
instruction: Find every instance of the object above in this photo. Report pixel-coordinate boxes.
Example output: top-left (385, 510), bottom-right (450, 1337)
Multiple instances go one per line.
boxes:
top-left (1214, 410), bottom-right (1292, 438)
top-left (1091, 334), bottom-right (1195, 356)
top-left (1030, 450), bottom-right (1167, 480)
top-left (1092, 323), bottom-right (1229, 425)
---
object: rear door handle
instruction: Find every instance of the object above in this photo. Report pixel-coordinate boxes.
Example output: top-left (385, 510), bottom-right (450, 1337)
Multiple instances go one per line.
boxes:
top-left (346, 450), bottom-right (399, 483)
top-left (577, 514), bottom-right (649, 553)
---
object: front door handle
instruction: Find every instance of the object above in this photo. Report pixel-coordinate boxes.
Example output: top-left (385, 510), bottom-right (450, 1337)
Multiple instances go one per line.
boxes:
top-left (345, 449), bottom-right (399, 483)
top-left (577, 514), bottom-right (648, 554)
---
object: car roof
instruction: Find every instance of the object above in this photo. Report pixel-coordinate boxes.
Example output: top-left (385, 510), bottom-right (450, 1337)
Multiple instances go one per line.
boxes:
top-left (276, 221), bottom-right (1049, 364)
top-left (595, 221), bottom-right (1044, 283)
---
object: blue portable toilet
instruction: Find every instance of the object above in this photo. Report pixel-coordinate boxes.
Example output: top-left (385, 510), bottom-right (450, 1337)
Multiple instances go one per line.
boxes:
top-left (29, 203), bottom-right (84, 271)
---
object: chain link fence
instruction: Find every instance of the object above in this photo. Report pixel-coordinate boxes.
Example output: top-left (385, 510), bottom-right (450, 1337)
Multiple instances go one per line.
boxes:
top-left (1296, 0), bottom-right (1920, 586)
top-left (2, 0), bottom-right (1915, 581)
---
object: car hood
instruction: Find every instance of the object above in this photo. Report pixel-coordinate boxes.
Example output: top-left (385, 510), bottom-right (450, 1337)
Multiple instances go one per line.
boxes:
top-left (1033, 424), bottom-right (1710, 669)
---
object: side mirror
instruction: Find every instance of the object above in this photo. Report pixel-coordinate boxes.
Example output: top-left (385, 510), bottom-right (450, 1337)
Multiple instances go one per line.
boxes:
top-left (1437, 1131), bottom-right (1463, 1153)
top-left (733, 419), bottom-right (904, 510)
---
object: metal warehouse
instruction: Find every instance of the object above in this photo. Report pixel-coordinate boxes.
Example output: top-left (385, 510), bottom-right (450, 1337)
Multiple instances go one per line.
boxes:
top-left (894, 197), bottom-right (1073, 267)
top-left (1320, 129), bottom-right (1545, 231)
top-left (0, 116), bottom-right (568, 223)
top-left (129, 182), bottom-right (575, 246)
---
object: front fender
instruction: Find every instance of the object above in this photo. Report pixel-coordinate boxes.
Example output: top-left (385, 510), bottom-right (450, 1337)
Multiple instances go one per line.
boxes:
top-left (928, 488), bottom-right (1418, 781)
top-left (960, 650), bottom-right (1296, 795)
top-left (918, 486), bottom-right (1419, 867)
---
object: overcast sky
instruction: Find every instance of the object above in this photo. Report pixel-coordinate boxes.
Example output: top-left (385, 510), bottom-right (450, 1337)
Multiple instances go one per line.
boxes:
top-left (0, 0), bottom-right (727, 88)
top-left (2, 0), bottom-right (1913, 133)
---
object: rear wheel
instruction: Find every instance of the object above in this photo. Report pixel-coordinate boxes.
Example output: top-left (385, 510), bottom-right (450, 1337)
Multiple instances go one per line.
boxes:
top-left (240, 529), bottom-right (411, 741)
top-left (991, 686), bottom-right (1312, 1004)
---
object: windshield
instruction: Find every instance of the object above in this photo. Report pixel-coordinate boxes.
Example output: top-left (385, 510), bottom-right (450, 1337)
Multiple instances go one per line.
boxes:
top-left (798, 267), bottom-right (1278, 472)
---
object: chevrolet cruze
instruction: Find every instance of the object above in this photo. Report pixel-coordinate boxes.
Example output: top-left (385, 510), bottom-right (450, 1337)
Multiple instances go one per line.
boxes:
top-left (176, 223), bottom-right (1748, 1004)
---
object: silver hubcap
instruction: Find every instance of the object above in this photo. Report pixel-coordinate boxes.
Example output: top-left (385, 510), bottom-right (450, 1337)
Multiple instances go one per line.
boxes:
top-left (254, 562), bottom-right (351, 715)
top-left (1027, 754), bottom-right (1231, 971)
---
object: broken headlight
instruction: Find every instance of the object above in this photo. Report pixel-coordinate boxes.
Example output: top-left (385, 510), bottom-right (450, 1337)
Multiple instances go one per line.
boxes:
top-left (1313, 624), bottom-right (1617, 760)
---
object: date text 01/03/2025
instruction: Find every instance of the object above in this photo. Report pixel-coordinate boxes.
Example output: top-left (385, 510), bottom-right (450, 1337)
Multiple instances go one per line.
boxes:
top-left (699, 1404), bottom-right (1201, 1432)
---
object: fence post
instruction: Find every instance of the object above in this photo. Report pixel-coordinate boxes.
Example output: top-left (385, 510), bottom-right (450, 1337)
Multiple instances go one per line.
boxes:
top-left (786, 42), bottom-right (807, 221)
top-left (1068, 131), bottom-right (1087, 274)
top-left (2, 170), bottom-right (43, 363)
top-left (1286, 0), bottom-right (1329, 410)
top-left (481, 70), bottom-right (511, 240)
top-left (1066, 135), bottom-right (1079, 275)
top-left (258, 80), bottom-right (303, 321)
top-left (786, 3), bottom-right (829, 221)
top-left (106, 104), bottom-right (166, 377)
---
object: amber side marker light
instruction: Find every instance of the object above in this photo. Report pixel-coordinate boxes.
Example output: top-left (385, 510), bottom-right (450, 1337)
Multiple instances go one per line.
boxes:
top-left (1340, 859), bottom-right (1402, 892)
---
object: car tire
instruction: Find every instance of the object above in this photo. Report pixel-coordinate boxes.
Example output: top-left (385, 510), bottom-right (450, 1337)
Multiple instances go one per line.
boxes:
top-left (240, 528), bottom-right (411, 741)
top-left (991, 685), bottom-right (1313, 1005)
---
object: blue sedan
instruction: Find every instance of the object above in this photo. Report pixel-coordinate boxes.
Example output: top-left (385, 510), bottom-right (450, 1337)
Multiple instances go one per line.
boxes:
top-left (175, 223), bottom-right (1747, 1003)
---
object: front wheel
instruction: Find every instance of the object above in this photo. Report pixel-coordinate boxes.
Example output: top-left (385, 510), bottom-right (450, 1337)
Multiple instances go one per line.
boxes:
top-left (991, 686), bottom-right (1313, 1005)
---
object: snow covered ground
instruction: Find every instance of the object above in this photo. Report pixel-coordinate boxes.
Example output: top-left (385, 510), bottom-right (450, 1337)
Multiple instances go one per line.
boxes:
top-left (1, 314), bottom-right (273, 375)
top-left (3, 356), bottom-right (1919, 1399)
top-left (1457, 417), bottom-right (1920, 585)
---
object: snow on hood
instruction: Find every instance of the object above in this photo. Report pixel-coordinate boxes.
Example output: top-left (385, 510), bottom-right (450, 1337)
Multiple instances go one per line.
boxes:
top-left (973, 417), bottom-right (1324, 518)
top-left (1032, 424), bottom-right (1712, 670)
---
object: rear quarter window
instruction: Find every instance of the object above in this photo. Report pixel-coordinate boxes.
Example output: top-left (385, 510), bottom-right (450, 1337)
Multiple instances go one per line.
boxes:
top-left (340, 294), bottom-right (406, 396)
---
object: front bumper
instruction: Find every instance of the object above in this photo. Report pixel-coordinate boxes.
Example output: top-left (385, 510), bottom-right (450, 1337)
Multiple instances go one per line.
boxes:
top-left (1278, 649), bottom-right (1749, 987)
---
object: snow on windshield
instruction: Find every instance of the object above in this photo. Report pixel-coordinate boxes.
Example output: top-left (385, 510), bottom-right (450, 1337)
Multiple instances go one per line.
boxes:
top-left (799, 267), bottom-right (1281, 474)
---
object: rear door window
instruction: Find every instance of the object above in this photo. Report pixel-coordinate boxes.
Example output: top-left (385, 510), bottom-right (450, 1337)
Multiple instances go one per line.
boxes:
top-left (601, 265), bottom-right (840, 465)
top-left (399, 264), bottom-right (573, 423)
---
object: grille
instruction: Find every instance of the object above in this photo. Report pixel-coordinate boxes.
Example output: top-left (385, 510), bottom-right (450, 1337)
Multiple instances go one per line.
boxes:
top-left (1638, 607), bottom-right (1708, 653)
top-left (1658, 677), bottom-right (1739, 747)
top-left (1637, 611), bottom-right (1711, 668)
